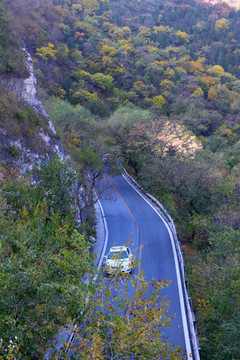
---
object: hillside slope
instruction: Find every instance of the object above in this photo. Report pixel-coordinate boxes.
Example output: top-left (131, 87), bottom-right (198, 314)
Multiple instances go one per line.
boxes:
top-left (0, 4), bottom-right (66, 175)
top-left (0, 1), bottom-right (239, 359)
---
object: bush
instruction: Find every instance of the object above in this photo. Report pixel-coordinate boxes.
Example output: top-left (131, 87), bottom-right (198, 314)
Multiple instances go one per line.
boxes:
top-left (14, 109), bottom-right (27, 122)
top-left (7, 144), bottom-right (20, 157)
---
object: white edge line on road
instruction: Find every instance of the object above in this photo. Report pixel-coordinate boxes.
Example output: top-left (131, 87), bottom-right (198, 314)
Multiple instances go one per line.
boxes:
top-left (93, 198), bottom-right (109, 280)
top-left (64, 198), bottom-right (109, 354)
top-left (122, 173), bottom-right (192, 359)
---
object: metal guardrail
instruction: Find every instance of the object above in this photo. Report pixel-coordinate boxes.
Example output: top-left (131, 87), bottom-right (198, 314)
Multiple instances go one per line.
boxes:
top-left (119, 162), bottom-right (201, 360)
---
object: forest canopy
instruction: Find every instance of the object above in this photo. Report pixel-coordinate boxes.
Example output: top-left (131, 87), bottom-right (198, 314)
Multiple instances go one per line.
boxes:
top-left (0, 0), bottom-right (240, 359)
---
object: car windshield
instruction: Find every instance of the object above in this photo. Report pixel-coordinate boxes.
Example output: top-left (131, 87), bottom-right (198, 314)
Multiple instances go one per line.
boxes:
top-left (108, 251), bottom-right (128, 259)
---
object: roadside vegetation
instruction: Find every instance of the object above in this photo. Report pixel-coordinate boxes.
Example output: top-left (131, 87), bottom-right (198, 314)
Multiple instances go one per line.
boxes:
top-left (0, 0), bottom-right (240, 358)
top-left (61, 275), bottom-right (186, 360)
top-left (0, 159), bottom-right (93, 358)
top-left (0, 159), bottom-right (186, 359)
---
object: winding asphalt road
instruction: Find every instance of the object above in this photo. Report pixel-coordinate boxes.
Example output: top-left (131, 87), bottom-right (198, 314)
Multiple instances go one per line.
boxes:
top-left (99, 173), bottom-right (192, 358)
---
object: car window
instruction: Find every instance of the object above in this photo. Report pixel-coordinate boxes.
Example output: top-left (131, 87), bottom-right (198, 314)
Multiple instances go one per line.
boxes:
top-left (108, 251), bottom-right (128, 259)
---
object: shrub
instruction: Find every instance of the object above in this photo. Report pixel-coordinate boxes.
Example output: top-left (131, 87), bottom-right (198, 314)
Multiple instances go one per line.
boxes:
top-left (14, 109), bottom-right (27, 122)
top-left (7, 144), bottom-right (20, 157)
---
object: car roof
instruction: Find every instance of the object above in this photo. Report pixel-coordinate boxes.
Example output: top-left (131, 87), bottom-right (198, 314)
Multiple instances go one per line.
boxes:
top-left (109, 246), bottom-right (128, 252)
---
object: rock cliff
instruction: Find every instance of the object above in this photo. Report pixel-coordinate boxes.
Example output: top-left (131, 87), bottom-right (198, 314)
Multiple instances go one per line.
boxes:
top-left (0, 48), bottom-right (67, 176)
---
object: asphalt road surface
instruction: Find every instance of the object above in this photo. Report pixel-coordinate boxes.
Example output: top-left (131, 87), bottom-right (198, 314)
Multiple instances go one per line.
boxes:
top-left (99, 173), bottom-right (192, 358)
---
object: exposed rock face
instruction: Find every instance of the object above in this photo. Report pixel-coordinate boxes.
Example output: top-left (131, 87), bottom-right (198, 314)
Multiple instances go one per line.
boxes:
top-left (0, 49), bottom-right (68, 175)
top-left (21, 48), bottom-right (57, 137)
top-left (21, 49), bottom-right (38, 104)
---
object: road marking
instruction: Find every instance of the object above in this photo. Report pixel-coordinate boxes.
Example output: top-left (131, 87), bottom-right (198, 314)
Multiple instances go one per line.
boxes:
top-left (122, 173), bottom-right (192, 360)
top-left (93, 197), bottom-right (109, 280)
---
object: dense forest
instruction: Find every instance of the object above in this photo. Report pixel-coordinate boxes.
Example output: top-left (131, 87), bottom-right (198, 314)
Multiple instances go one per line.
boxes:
top-left (205, 0), bottom-right (240, 9)
top-left (0, 0), bottom-right (240, 359)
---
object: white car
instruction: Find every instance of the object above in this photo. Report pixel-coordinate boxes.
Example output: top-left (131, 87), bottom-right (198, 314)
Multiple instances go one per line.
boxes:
top-left (104, 246), bottom-right (133, 275)
top-left (102, 154), bottom-right (112, 163)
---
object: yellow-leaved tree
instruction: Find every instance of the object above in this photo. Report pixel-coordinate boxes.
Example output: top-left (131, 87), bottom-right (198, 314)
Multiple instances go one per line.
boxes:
top-left (214, 18), bottom-right (230, 31)
top-left (175, 30), bottom-right (190, 43)
top-left (61, 274), bottom-right (187, 360)
top-left (207, 65), bottom-right (225, 77)
top-left (36, 43), bottom-right (56, 61)
top-left (152, 95), bottom-right (166, 107)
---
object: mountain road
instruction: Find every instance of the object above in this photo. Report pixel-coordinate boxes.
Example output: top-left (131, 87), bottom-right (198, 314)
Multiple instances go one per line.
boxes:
top-left (99, 173), bottom-right (192, 357)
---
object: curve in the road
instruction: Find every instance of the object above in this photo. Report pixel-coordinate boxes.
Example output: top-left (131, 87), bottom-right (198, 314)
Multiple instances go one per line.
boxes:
top-left (122, 173), bottom-right (192, 358)
top-left (99, 173), bottom-right (192, 359)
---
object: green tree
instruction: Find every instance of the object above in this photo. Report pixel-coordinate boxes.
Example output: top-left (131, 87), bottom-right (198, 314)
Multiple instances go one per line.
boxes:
top-left (103, 105), bottom-right (154, 173)
top-left (70, 146), bottom-right (106, 224)
top-left (138, 150), bottom-right (218, 241)
top-left (0, 189), bottom-right (94, 359)
top-left (92, 72), bottom-right (114, 91)
top-left (36, 157), bottom-right (76, 215)
top-left (0, 4), bottom-right (27, 75)
top-left (191, 229), bottom-right (240, 360)
top-left (208, 84), bottom-right (231, 113)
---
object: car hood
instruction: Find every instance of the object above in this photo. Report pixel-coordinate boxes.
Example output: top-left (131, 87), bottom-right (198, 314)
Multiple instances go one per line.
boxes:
top-left (106, 259), bottom-right (130, 268)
